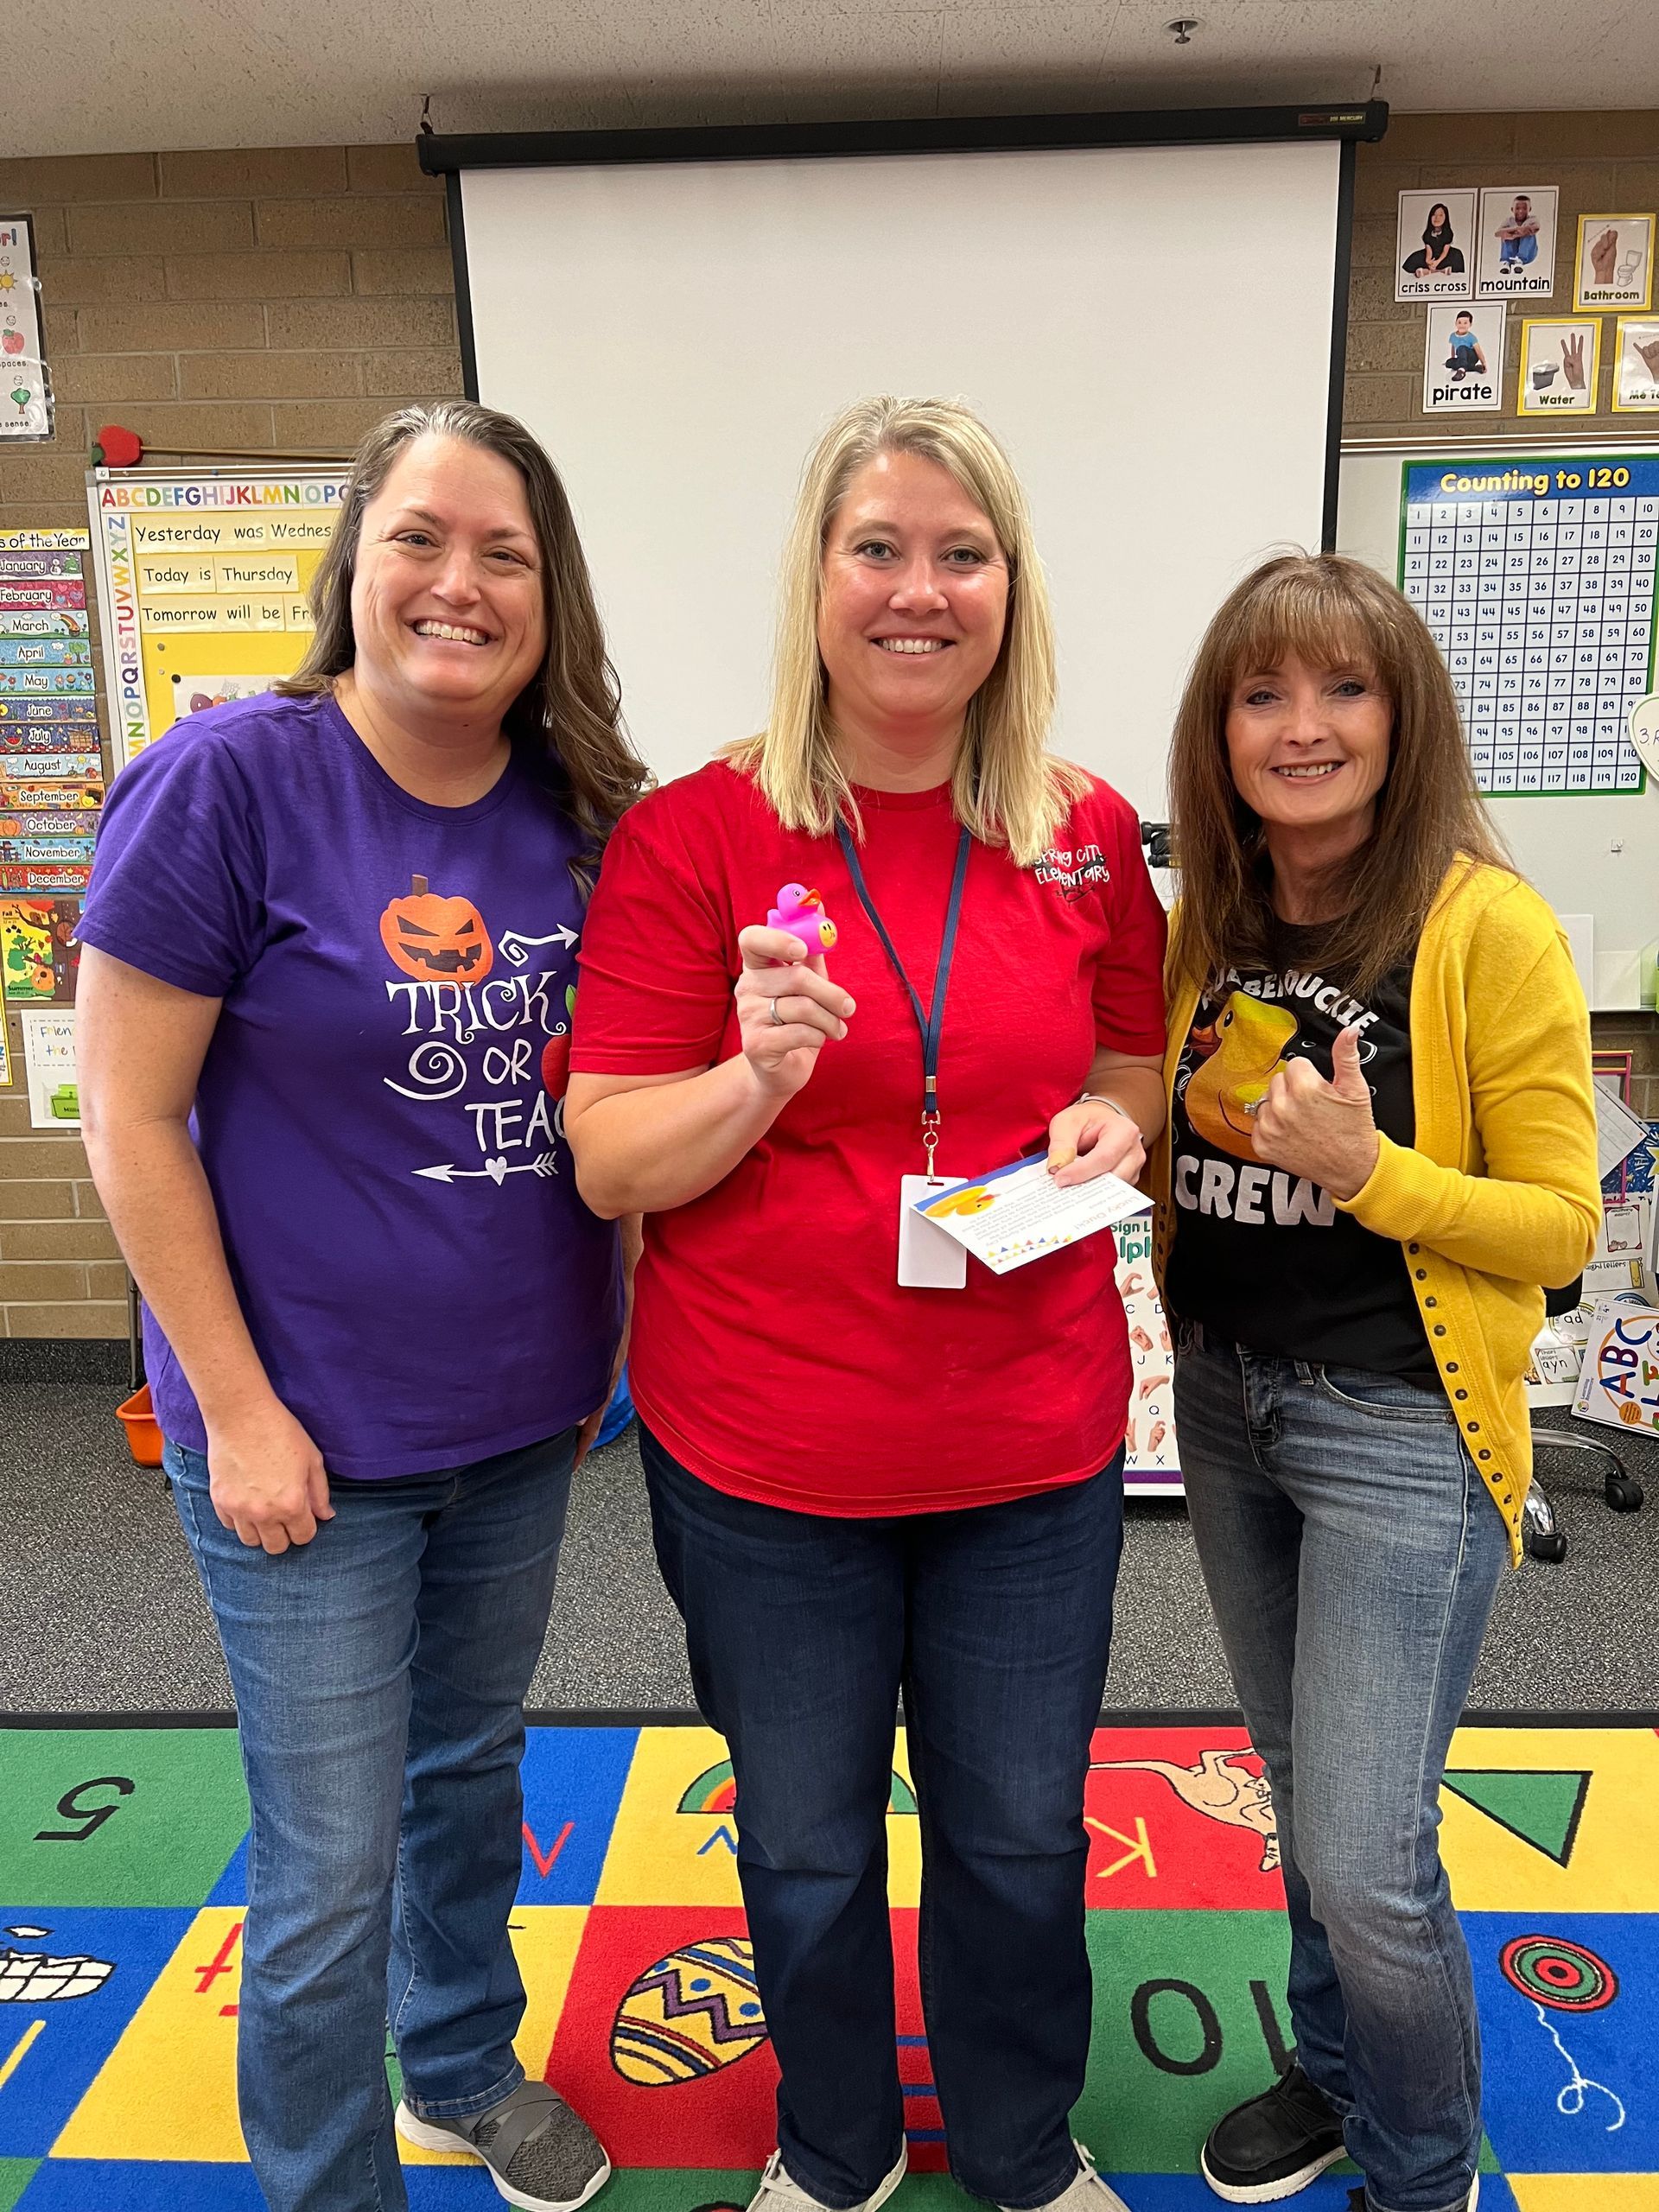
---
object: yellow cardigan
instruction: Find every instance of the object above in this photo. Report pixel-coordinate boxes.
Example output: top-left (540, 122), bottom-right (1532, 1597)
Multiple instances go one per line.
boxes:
top-left (1148, 861), bottom-right (1601, 1564)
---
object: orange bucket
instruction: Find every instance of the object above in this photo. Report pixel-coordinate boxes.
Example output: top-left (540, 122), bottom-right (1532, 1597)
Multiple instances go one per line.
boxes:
top-left (116, 1383), bottom-right (164, 1468)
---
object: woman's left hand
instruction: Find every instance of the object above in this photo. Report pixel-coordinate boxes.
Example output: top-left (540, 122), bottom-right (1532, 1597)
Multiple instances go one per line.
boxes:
top-left (1249, 1026), bottom-right (1380, 1202)
top-left (1046, 1099), bottom-right (1146, 1190)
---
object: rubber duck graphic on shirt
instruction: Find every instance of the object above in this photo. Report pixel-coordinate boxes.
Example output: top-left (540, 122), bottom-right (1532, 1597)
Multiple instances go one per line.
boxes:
top-left (1181, 993), bottom-right (1298, 1162)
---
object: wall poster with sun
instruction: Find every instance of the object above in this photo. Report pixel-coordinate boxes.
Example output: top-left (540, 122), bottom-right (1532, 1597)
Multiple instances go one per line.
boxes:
top-left (86, 468), bottom-right (347, 771)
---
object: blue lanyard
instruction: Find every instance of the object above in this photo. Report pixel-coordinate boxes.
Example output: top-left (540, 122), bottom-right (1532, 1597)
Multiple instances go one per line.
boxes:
top-left (835, 819), bottom-right (971, 1173)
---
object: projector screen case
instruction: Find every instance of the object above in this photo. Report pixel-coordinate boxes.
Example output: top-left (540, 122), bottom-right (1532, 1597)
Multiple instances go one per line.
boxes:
top-left (429, 105), bottom-right (1377, 808)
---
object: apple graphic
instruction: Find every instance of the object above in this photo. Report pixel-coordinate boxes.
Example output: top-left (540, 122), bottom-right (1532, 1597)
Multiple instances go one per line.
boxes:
top-left (0, 328), bottom-right (24, 356)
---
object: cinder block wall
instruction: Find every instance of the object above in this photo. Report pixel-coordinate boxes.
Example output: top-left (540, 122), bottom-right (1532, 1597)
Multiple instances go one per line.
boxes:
top-left (0, 118), bottom-right (1654, 1341)
top-left (0, 143), bottom-right (458, 1341)
top-left (1344, 111), bottom-right (1659, 434)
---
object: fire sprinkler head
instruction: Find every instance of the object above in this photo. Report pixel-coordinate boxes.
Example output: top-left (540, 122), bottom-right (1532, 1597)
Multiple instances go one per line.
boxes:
top-left (1165, 17), bottom-right (1200, 41)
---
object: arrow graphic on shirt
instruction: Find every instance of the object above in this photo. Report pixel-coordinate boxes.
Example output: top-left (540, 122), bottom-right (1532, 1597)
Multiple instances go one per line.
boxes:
top-left (497, 925), bottom-right (579, 966)
top-left (413, 1153), bottom-right (558, 1184)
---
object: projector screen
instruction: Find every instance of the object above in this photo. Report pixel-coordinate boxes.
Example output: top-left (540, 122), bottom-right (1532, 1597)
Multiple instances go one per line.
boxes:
top-left (456, 135), bottom-right (1347, 817)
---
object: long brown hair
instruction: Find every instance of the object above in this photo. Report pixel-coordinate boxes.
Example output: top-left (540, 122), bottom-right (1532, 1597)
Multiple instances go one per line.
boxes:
top-left (1167, 552), bottom-right (1511, 997)
top-left (278, 401), bottom-right (649, 882)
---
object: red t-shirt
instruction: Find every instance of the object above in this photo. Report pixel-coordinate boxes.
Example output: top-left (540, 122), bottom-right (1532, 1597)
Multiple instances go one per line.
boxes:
top-left (572, 760), bottom-right (1167, 1516)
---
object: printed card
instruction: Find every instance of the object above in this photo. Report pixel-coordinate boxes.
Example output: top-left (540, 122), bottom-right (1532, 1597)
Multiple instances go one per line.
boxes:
top-left (911, 1154), bottom-right (1150, 1275)
top-left (1573, 1300), bottom-right (1659, 1434)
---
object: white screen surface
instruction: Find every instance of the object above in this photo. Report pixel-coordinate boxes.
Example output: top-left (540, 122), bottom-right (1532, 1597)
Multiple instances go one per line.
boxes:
top-left (461, 139), bottom-right (1343, 815)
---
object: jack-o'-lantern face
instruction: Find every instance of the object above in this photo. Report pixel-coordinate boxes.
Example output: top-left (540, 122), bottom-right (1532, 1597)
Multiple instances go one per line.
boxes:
top-left (378, 874), bottom-right (494, 982)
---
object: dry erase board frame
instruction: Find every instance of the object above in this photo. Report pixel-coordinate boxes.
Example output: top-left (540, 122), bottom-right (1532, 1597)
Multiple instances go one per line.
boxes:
top-left (87, 467), bottom-right (346, 769)
top-left (1396, 454), bottom-right (1656, 799)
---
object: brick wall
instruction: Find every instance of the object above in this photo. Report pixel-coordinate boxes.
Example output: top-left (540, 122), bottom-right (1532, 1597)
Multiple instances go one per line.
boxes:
top-left (0, 142), bottom-right (460, 1340)
top-left (0, 118), bottom-right (1654, 1338)
top-left (1345, 111), bottom-right (1659, 435)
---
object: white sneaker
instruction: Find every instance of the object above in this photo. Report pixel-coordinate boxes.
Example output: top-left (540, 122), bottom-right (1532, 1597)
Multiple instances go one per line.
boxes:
top-left (746, 2145), bottom-right (907, 2212)
top-left (1000, 2141), bottom-right (1133, 2212)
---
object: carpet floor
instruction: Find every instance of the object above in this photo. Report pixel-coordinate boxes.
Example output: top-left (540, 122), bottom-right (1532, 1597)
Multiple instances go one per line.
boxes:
top-left (1, 1714), bottom-right (1655, 2208)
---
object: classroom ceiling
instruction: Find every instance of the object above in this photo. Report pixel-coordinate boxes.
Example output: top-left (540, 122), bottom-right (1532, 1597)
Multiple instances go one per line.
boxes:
top-left (13, 0), bottom-right (1658, 160)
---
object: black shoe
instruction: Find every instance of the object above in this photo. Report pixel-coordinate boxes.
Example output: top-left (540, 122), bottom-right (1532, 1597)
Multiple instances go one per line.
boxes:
top-left (1200, 2062), bottom-right (1345, 2202)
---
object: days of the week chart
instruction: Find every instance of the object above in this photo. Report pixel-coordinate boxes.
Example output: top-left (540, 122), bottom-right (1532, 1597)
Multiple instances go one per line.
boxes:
top-left (1400, 457), bottom-right (1657, 795)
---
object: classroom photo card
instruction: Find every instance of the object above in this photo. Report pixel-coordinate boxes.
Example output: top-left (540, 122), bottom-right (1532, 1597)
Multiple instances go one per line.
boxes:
top-left (1395, 189), bottom-right (1476, 302)
top-left (1422, 302), bottom-right (1504, 413)
top-left (1612, 317), bottom-right (1659, 410)
top-left (1517, 315), bottom-right (1601, 414)
top-left (1477, 186), bottom-right (1559, 300)
top-left (1575, 213), bottom-right (1654, 312)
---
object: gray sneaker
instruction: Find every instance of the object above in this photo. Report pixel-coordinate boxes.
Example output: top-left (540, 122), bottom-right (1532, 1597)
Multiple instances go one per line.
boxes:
top-left (746, 2145), bottom-right (907, 2212)
top-left (396, 2080), bottom-right (611, 2211)
top-left (1000, 2141), bottom-right (1134, 2212)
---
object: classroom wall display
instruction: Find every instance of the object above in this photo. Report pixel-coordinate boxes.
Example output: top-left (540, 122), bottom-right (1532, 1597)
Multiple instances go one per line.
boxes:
top-left (1395, 189), bottom-right (1476, 303)
top-left (0, 530), bottom-right (100, 899)
top-left (0, 213), bottom-right (52, 442)
top-left (1517, 316), bottom-right (1602, 416)
top-left (1612, 318), bottom-right (1659, 412)
top-left (1398, 457), bottom-right (1657, 796)
top-left (1574, 213), bottom-right (1654, 314)
top-left (19, 1003), bottom-right (78, 1128)
top-left (1476, 186), bottom-right (1559, 302)
top-left (1423, 303), bottom-right (1504, 413)
top-left (86, 469), bottom-right (346, 767)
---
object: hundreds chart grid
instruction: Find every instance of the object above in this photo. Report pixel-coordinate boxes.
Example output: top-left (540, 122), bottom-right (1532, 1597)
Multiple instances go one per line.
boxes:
top-left (1400, 457), bottom-right (1658, 794)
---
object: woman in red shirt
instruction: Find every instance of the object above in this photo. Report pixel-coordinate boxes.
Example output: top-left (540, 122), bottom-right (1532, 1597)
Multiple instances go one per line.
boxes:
top-left (565, 397), bottom-right (1166, 2212)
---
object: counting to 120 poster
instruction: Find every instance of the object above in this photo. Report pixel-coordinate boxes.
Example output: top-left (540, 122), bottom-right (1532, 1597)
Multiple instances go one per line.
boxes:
top-left (86, 468), bottom-right (346, 768)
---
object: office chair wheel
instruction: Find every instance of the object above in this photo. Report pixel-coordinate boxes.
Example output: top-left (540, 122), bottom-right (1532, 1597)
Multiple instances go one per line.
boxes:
top-left (1526, 1526), bottom-right (1568, 1562)
top-left (1605, 1475), bottom-right (1643, 1512)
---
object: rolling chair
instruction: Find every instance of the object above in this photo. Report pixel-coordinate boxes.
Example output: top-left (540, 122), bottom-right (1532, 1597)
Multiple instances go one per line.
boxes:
top-left (1523, 1274), bottom-right (1645, 1563)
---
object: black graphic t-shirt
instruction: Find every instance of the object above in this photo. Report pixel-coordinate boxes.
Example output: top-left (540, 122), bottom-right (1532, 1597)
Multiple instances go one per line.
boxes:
top-left (1166, 919), bottom-right (1437, 1382)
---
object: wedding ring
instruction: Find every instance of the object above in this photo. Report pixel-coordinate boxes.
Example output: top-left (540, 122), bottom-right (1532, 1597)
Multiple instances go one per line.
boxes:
top-left (767, 997), bottom-right (785, 1026)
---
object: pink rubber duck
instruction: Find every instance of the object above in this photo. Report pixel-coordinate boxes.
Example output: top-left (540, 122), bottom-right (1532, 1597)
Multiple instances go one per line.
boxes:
top-left (767, 882), bottom-right (837, 956)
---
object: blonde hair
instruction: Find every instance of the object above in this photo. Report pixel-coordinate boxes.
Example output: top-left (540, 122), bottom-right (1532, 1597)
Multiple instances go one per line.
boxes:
top-left (279, 402), bottom-right (649, 887)
top-left (1168, 552), bottom-right (1511, 998)
top-left (727, 396), bottom-right (1087, 866)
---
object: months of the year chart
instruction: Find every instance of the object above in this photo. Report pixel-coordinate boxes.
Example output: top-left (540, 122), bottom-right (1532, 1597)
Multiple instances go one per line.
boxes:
top-left (1399, 457), bottom-right (1656, 794)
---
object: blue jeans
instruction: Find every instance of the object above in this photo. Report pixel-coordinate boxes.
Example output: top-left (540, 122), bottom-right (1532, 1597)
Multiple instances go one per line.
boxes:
top-left (641, 1427), bottom-right (1124, 2210)
top-left (168, 1428), bottom-right (578, 2212)
top-left (1172, 1328), bottom-right (1508, 2212)
top-left (1498, 232), bottom-right (1538, 265)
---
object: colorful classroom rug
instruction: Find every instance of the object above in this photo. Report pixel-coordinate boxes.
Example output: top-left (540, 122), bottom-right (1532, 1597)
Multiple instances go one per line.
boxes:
top-left (2, 1716), bottom-right (1656, 2211)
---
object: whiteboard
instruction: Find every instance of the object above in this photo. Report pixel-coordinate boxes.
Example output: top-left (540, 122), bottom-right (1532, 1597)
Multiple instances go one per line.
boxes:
top-left (1338, 444), bottom-right (1659, 1008)
top-left (459, 139), bottom-right (1344, 823)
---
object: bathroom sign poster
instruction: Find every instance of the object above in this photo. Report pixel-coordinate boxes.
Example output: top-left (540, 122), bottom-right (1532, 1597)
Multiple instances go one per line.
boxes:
top-left (0, 214), bottom-right (52, 442)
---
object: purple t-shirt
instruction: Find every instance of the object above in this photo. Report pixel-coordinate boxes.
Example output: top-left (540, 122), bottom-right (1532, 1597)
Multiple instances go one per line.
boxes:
top-left (79, 690), bottom-right (622, 1478)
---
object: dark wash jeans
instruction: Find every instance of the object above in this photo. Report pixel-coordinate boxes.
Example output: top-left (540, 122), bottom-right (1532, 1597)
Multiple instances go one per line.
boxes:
top-left (167, 1427), bottom-right (578, 2212)
top-left (1172, 1324), bottom-right (1508, 2212)
top-left (641, 1424), bottom-right (1126, 2210)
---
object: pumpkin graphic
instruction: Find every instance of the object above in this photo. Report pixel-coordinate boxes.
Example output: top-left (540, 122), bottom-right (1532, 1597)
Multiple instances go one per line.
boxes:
top-left (540, 984), bottom-right (578, 1098)
top-left (379, 874), bottom-right (494, 982)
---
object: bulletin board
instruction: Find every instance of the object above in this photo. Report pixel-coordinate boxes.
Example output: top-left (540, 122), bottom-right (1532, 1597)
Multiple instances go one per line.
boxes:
top-left (86, 467), bottom-right (348, 767)
top-left (1337, 442), bottom-right (1659, 1008)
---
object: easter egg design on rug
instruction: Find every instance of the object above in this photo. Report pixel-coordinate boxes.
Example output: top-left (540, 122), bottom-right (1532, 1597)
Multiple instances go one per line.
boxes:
top-left (611, 1935), bottom-right (768, 2085)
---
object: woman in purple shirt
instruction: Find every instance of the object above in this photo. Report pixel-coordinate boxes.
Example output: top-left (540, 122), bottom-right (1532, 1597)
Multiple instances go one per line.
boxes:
top-left (77, 402), bottom-right (647, 2212)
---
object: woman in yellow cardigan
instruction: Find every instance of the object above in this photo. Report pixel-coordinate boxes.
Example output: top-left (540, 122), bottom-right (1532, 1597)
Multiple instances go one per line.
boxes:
top-left (1148, 555), bottom-right (1599, 2212)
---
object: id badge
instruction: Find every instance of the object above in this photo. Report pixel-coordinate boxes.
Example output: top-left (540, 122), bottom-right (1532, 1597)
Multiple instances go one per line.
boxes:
top-left (898, 1174), bottom-right (968, 1289)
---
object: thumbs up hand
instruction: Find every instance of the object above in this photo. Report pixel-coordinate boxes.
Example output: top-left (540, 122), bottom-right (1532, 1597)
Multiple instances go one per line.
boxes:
top-left (1249, 1025), bottom-right (1381, 1201)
